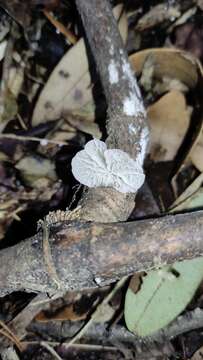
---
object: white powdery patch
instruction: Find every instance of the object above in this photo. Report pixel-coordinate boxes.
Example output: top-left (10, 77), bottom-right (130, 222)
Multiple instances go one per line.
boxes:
top-left (122, 61), bottom-right (136, 86)
top-left (108, 60), bottom-right (119, 84)
top-left (122, 61), bottom-right (140, 94)
top-left (137, 126), bottom-right (149, 166)
top-left (123, 90), bottom-right (145, 116)
top-left (123, 94), bottom-right (137, 116)
top-left (110, 44), bottom-right (114, 56)
top-left (121, 58), bottom-right (145, 116)
top-left (128, 124), bottom-right (149, 166)
top-left (128, 123), bottom-right (137, 135)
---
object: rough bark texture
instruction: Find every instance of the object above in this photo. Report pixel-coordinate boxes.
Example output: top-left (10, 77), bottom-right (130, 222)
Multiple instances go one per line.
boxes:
top-left (72, 0), bottom-right (149, 222)
top-left (0, 211), bottom-right (203, 296)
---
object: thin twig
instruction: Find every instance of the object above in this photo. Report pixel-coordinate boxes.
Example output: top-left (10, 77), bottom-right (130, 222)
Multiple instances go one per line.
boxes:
top-left (0, 22), bottom-right (15, 94)
top-left (64, 276), bottom-right (128, 349)
top-left (23, 341), bottom-right (117, 352)
top-left (0, 133), bottom-right (67, 146)
top-left (43, 10), bottom-right (77, 44)
top-left (16, 114), bottom-right (28, 131)
top-left (0, 321), bottom-right (23, 351)
top-left (40, 341), bottom-right (63, 360)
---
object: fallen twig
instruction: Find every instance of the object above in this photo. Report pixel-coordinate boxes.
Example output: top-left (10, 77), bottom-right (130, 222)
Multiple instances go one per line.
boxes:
top-left (0, 133), bottom-right (67, 146)
top-left (40, 341), bottom-right (63, 360)
top-left (64, 276), bottom-right (128, 349)
top-left (0, 211), bottom-right (203, 296)
top-left (0, 320), bottom-right (23, 351)
top-left (43, 9), bottom-right (77, 44)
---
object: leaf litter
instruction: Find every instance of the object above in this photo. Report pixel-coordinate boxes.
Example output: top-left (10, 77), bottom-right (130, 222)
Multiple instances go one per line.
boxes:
top-left (0, 1), bottom-right (203, 359)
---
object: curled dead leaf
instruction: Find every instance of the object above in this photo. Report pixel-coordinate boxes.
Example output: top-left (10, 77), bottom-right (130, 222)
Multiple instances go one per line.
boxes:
top-left (16, 155), bottom-right (57, 187)
top-left (32, 5), bottom-right (128, 128)
top-left (130, 48), bottom-right (203, 168)
top-left (148, 90), bottom-right (191, 162)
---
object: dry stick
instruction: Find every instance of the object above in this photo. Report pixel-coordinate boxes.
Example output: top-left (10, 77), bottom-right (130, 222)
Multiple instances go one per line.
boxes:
top-left (0, 321), bottom-right (23, 351)
top-left (72, 0), bottom-right (149, 223)
top-left (63, 276), bottom-right (128, 349)
top-left (0, 133), bottom-right (67, 146)
top-left (43, 9), bottom-right (77, 44)
top-left (23, 342), bottom-right (117, 352)
top-left (0, 211), bottom-right (203, 296)
top-left (40, 341), bottom-right (63, 360)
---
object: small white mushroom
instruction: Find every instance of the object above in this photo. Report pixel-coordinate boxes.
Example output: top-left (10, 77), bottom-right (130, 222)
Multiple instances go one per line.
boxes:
top-left (71, 139), bottom-right (145, 193)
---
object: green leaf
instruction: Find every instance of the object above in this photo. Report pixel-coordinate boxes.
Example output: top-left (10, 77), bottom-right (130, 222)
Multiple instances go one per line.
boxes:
top-left (124, 257), bottom-right (203, 337)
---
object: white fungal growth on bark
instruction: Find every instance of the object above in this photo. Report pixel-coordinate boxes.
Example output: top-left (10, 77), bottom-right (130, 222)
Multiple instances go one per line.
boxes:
top-left (71, 139), bottom-right (145, 193)
top-left (123, 93), bottom-right (137, 116)
top-left (137, 126), bottom-right (149, 166)
top-left (128, 123), bottom-right (137, 135)
top-left (128, 124), bottom-right (149, 166)
top-left (110, 44), bottom-right (114, 56)
top-left (121, 59), bottom-right (145, 116)
top-left (108, 60), bottom-right (119, 84)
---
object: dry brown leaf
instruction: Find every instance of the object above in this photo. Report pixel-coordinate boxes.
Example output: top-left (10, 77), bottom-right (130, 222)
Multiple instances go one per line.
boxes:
top-left (36, 304), bottom-right (87, 322)
top-left (0, 89), bottom-right (18, 123)
top-left (135, 3), bottom-right (180, 31)
top-left (64, 112), bottom-right (101, 138)
top-left (0, 61), bottom-right (24, 124)
top-left (130, 48), bottom-right (200, 88)
top-left (15, 155), bottom-right (57, 187)
top-left (32, 5), bottom-right (128, 127)
top-left (48, 121), bottom-right (76, 143)
top-left (0, 176), bottom-right (62, 240)
top-left (191, 345), bottom-right (203, 360)
top-left (197, 0), bottom-right (203, 10)
top-left (130, 48), bottom-right (203, 171)
top-left (148, 91), bottom-right (191, 162)
top-left (8, 64), bottom-right (24, 99)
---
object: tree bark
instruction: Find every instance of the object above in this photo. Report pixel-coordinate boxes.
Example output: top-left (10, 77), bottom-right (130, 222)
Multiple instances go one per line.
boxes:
top-left (0, 211), bottom-right (203, 296)
top-left (72, 0), bottom-right (149, 223)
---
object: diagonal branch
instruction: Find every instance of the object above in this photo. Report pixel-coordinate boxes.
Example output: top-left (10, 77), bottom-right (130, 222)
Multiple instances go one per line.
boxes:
top-left (71, 0), bottom-right (149, 222)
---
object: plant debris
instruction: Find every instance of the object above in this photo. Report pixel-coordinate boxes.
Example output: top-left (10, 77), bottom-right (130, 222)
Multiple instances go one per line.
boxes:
top-left (0, 0), bottom-right (203, 359)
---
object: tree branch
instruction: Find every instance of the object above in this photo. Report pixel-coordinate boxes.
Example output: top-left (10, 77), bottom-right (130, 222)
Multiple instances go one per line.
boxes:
top-left (0, 211), bottom-right (203, 296)
top-left (72, 0), bottom-right (149, 222)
